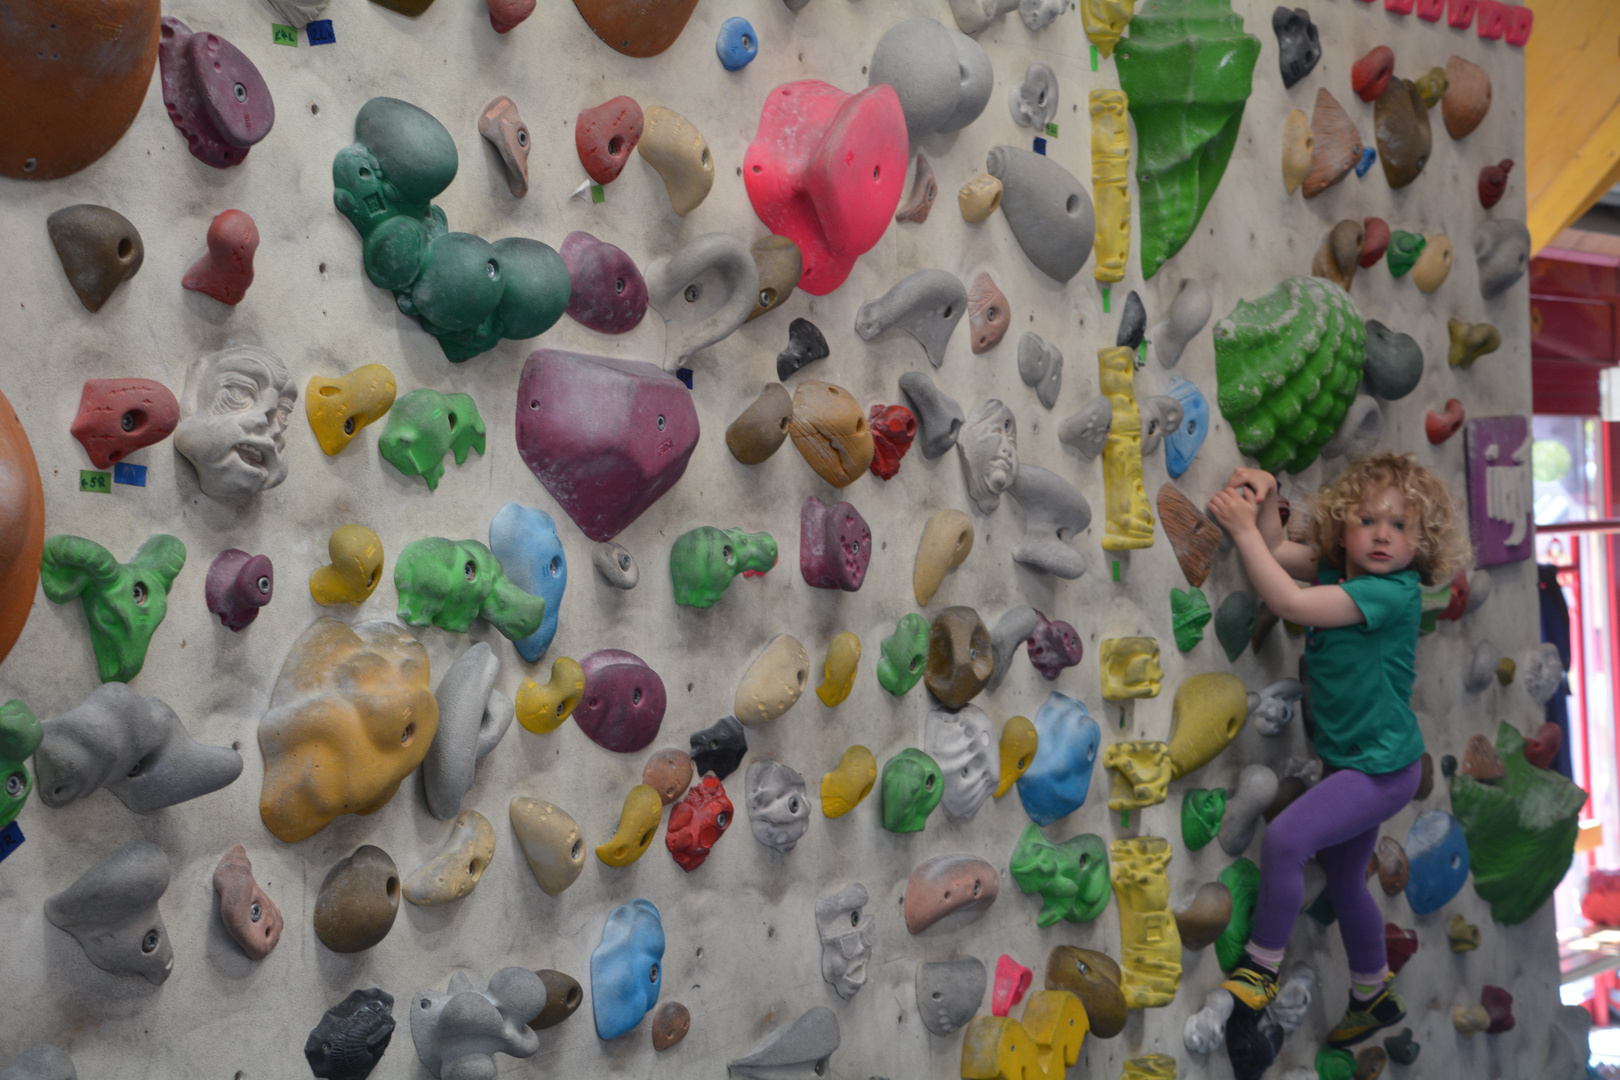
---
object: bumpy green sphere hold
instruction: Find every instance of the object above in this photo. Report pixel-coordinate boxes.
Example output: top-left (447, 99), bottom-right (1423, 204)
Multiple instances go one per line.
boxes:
top-left (1386, 230), bottom-right (1426, 277)
top-left (1213, 856), bottom-right (1260, 972)
top-left (1171, 586), bottom-right (1211, 652)
top-left (378, 389), bottom-right (486, 490)
top-left (1214, 276), bottom-right (1366, 474)
top-left (1181, 787), bottom-right (1227, 851)
top-left (395, 537), bottom-right (544, 640)
top-left (877, 613), bottom-right (931, 696)
top-left (0, 700), bottom-right (43, 829)
top-left (669, 527), bottom-right (777, 609)
top-left (1009, 823), bottom-right (1111, 927)
top-left (881, 747), bottom-right (943, 833)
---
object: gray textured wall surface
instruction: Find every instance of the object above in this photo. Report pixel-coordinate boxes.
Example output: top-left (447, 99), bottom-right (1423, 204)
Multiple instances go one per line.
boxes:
top-left (0, 0), bottom-right (1552, 1077)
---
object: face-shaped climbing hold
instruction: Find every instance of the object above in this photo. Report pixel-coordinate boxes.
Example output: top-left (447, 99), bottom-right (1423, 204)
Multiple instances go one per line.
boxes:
top-left (789, 381), bottom-right (874, 487)
top-left (734, 634), bottom-right (810, 726)
top-left (595, 785), bottom-right (663, 868)
top-left (305, 365), bottom-right (396, 456)
top-left (925, 704), bottom-right (997, 819)
top-left (40, 534), bottom-right (185, 684)
top-left (159, 17), bottom-right (275, 169)
top-left (958, 399), bottom-right (1018, 514)
top-left (745, 759), bottom-right (810, 853)
top-left (378, 389), bottom-right (486, 491)
top-left (575, 649), bottom-right (666, 753)
top-left (174, 345), bottom-right (297, 500)
top-left (645, 232), bottom-right (757, 368)
top-left (489, 504), bottom-right (567, 664)
top-left (868, 17), bottom-right (992, 144)
top-left (205, 548), bottom-right (273, 631)
top-left (511, 797), bottom-right (587, 893)
top-left (70, 378), bottom-right (178, 470)
top-left (925, 606), bottom-right (993, 708)
top-left (690, 716), bottom-right (748, 780)
top-left (394, 537), bottom-right (542, 640)
top-left (516, 350), bottom-right (699, 542)
top-left (821, 745), bottom-right (876, 818)
top-left (816, 882), bottom-right (876, 1000)
top-left (181, 209), bottom-right (258, 305)
top-left (211, 844), bottom-right (282, 961)
top-left (905, 853), bottom-right (999, 933)
top-left (479, 96), bottom-right (531, 198)
top-left (816, 632), bottom-right (861, 707)
top-left (986, 146), bottom-right (1094, 282)
top-left (878, 613), bottom-right (931, 696)
top-left (856, 270), bottom-right (967, 370)
top-left (305, 988), bottom-right (396, 1079)
top-left (402, 809), bottom-right (496, 906)
top-left (640, 106), bottom-right (713, 215)
top-left (310, 525), bottom-right (384, 606)
top-left (895, 153), bottom-right (938, 224)
top-left (48, 205), bottom-right (145, 312)
top-left (259, 620), bottom-right (437, 842)
top-left (800, 497), bottom-right (871, 592)
top-left (916, 958), bottom-right (988, 1036)
top-left (1016, 692), bottom-right (1100, 826)
top-left (666, 773), bottom-right (732, 872)
top-left (1009, 63), bottom-right (1059, 129)
top-left (46, 841), bottom-right (173, 983)
top-left (670, 526), bottom-right (777, 609)
top-left (744, 81), bottom-right (907, 295)
top-left (643, 749), bottom-right (693, 804)
top-left (575, 96), bottom-right (644, 185)
top-left (1010, 823), bottom-right (1110, 926)
top-left (313, 845), bottom-right (399, 954)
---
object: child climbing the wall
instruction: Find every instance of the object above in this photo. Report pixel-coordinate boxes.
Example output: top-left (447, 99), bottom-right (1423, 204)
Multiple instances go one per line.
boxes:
top-left (1206, 453), bottom-right (1469, 1074)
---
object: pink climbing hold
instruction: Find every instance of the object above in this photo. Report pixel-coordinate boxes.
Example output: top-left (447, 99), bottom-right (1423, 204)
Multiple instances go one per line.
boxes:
top-left (70, 379), bottom-right (180, 469)
top-left (991, 955), bottom-right (1033, 1017)
top-left (183, 209), bottom-right (258, 305)
top-left (488, 0), bottom-right (535, 33)
top-left (1504, 4), bottom-right (1533, 45)
top-left (1447, 0), bottom-right (1478, 28)
top-left (1415, 0), bottom-right (1445, 19)
top-left (159, 17), bottom-right (275, 170)
top-left (576, 96), bottom-right (644, 186)
top-left (743, 80), bottom-right (907, 296)
top-left (1475, 0), bottom-right (1507, 39)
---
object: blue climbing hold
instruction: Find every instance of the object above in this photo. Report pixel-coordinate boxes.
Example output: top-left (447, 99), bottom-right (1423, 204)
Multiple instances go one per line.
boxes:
top-left (1404, 810), bottom-right (1470, 915)
top-left (591, 898), bottom-right (665, 1040)
top-left (1016, 692), bottom-right (1101, 827)
top-left (715, 17), bottom-right (758, 71)
top-left (488, 503), bottom-right (567, 664)
top-left (1355, 146), bottom-right (1377, 178)
top-left (1164, 375), bottom-right (1208, 479)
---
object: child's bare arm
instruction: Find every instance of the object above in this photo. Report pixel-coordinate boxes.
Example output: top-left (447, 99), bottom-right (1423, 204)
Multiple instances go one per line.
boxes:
top-left (1209, 488), bottom-right (1365, 628)
top-left (1223, 467), bottom-right (1317, 581)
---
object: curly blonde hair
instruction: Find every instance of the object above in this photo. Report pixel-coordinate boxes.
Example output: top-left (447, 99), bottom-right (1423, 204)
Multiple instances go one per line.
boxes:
top-left (1308, 452), bottom-right (1471, 586)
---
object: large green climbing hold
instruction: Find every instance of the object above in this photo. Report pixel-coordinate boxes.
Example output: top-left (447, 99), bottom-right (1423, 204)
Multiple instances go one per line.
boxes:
top-left (0, 700), bottom-right (43, 830)
top-left (1181, 787), bottom-right (1226, 850)
top-left (333, 97), bottom-right (570, 362)
top-left (877, 613), bottom-right (931, 696)
top-left (378, 389), bottom-right (486, 490)
top-left (1116, 0), bottom-right (1260, 280)
top-left (1315, 1048), bottom-right (1356, 1080)
top-left (1213, 276), bottom-right (1366, 474)
top-left (1449, 721), bottom-right (1585, 926)
top-left (40, 534), bottom-right (187, 683)
top-left (1386, 230), bottom-right (1426, 277)
top-left (669, 527), bottom-right (777, 609)
top-left (1008, 823), bottom-right (1111, 927)
top-left (1213, 856), bottom-right (1260, 972)
top-left (1171, 586), bottom-right (1211, 652)
top-left (880, 748), bottom-right (943, 833)
top-left (394, 537), bottom-right (544, 640)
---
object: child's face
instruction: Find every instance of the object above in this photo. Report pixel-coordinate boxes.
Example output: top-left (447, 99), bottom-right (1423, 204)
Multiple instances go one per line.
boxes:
top-left (1344, 485), bottom-right (1417, 576)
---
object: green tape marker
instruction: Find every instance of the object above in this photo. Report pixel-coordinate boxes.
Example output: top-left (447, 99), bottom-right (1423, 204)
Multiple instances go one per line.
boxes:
top-left (79, 470), bottom-right (111, 494)
top-left (1045, 122), bottom-right (1059, 138)
top-left (1091, 44), bottom-right (1099, 71)
top-left (1112, 559), bottom-right (1120, 581)
top-left (1121, 809), bottom-right (1129, 828)
top-left (590, 183), bottom-right (605, 204)
top-left (1102, 286), bottom-right (1111, 314)
top-left (271, 23), bottom-right (298, 46)
top-left (1136, 343), bottom-right (1147, 368)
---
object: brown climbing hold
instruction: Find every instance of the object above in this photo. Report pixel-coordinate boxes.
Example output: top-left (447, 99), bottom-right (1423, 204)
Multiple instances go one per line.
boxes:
top-left (1158, 484), bottom-right (1222, 588)
top-left (47, 206), bottom-right (145, 313)
top-left (571, 0), bottom-right (699, 57)
top-left (1354, 1046), bottom-right (1387, 1080)
top-left (479, 96), bottom-right (531, 198)
top-left (575, 96), bottom-right (644, 185)
top-left (896, 153), bottom-right (938, 224)
top-left (0, 0), bottom-right (161, 180)
top-left (904, 853), bottom-right (999, 933)
top-left (789, 381), bottom-right (874, 488)
top-left (652, 1000), bottom-right (690, 1050)
top-left (924, 606), bottom-right (993, 708)
top-left (370, 0), bottom-right (435, 14)
top-left (1306, 88), bottom-right (1363, 198)
top-left (749, 235), bottom-right (802, 322)
top-left (1460, 733), bottom-right (1505, 782)
top-left (1413, 752), bottom-right (1434, 801)
top-left (727, 383), bottom-right (794, 465)
top-left (1044, 946), bottom-right (1126, 1039)
top-left (643, 748), bottom-right (694, 805)
top-left (1442, 55), bottom-right (1491, 140)
top-left (528, 970), bottom-right (583, 1030)
top-left (967, 272), bottom-right (1010, 353)
top-left (313, 845), bottom-right (400, 954)
top-left (1366, 836), bottom-right (1409, 896)
top-left (1173, 882), bottom-right (1233, 950)
top-left (1312, 220), bottom-right (1364, 291)
top-left (212, 844), bottom-right (283, 961)
top-left (1375, 79), bottom-right (1431, 190)
top-left (1478, 159), bottom-right (1512, 209)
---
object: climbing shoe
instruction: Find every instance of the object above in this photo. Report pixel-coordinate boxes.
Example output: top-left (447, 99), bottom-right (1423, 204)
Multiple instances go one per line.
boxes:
top-left (1220, 958), bottom-right (1280, 1012)
top-left (1326, 980), bottom-right (1406, 1048)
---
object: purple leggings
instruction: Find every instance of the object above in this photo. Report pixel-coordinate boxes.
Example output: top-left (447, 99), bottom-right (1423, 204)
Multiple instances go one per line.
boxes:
top-left (1249, 760), bottom-right (1423, 975)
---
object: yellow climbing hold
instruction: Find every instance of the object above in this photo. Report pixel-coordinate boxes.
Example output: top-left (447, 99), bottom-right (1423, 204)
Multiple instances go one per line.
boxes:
top-left (1099, 637), bottom-right (1162, 701)
top-left (305, 364), bottom-right (397, 455)
top-left (1100, 346), bottom-right (1153, 550)
top-left (816, 631), bottom-right (861, 707)
top-left (820, 745), bottom-right (877, 818)
top-left (515, 657), bottom-right (585, 735)
top-left (596, 784), bottom-right (663, 867)
top-left (309, 524), bottom-right (385, 606)
top-left (1166, 672), bottom-right (1247, 780)
top-left (995, 715), bottom-right (1038, 798)
top-left (1110, 836), bottom-right (1181, 1008)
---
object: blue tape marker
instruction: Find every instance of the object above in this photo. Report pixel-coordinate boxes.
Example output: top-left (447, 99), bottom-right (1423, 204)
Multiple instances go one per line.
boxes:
top-left (113, 462), bottom-right (147, 487)
top-left (1032, 137), bottom-right (1047, 156)
top-left (675, 368), bottom-right (694, 389)
top-left (1355, 146), bottom-right (1377, 178)
top-left (306, 19), bottom-right (335, 45)
top-left (0, 821), bottom-right (23, 863)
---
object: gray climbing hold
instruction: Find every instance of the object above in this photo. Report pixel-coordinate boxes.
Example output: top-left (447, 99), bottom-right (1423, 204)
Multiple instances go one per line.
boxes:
top-left (1017, 332), bottom-right (1062, 408)
top-left (45, 841), bottom-right (173, 983)
top-left (1153, 278), bottom-right (1211, 369)
top-left (1116, 290), bottom-right (1147, 349)
top-left (728, 1005), bottom-right (841, 1078)
top-left (1009, 63), bottom-right (1058, 129)
top-left (1008, 465), bottom-right (1090, 579)
top-left (986, 146), bottom-right (1094, 282)
top-left (1139, 396), bottom-right (1185, 457)
top-left (745, 758), bottom-right (810, 853)
top-left (1475, 219), bottom-right (1531, 300)
top-left (988, 606), bottom-right (1041, 692)
top-left (410, 969), bottom-right (544, 1078)
top-left (645, 233), bottom-right (759, 369)
top-left (593, 542), bottom-right (639, 589)
top-left (1219, 764), bottom-right (1279, 856)
top-left (1019, 0), bottom-right (1064, 29)
top-left (777, 318), bottom-right (830, 381)
top-left (1247, 679), bottom-right (1305, 737)
top-left (35, 682), bottom-right (242, 814)
top-left (1319, 394), bottom-right (1382, 460)
top-left (856, 269), bottom-right (967, 369)
top-left (958, 399), bottom-right (1019, 514)
top-left (423, 643), bottom-right (515, 820)
top-left (1058, 395), bottom-right (1112, 459)
top-left (868, 18), bottom-right (993, 143)
top-left (915, 958), bottom-right (987, 1036)
top-left (948, 0), bottom-right (1018, 34)
top-left (0, 1047), bottom-right (76, 1080)
top-left (898, 371), bottom-right (965, 459)
top-left (816, 883), bottom-right (876, 1001)
top-left (1363, 321), bottom-right (1424, 400)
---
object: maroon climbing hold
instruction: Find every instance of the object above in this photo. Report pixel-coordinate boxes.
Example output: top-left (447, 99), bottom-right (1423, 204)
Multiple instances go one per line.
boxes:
top-left (576, 96), bottom-right (644, 185)
top-left (515, 349), bottom-right (699, 542)
top-left (70, 378), bottom-right (180, 469)
top-left (1026, 612), bottom-right (1083, 680)
top-left (800, 495), bottom-right (871, 592)
top-left (868, 404), bottom-right (917, 481)
top-left (159, 17), bottom-right (275, 169)
top-left (1480, 985), bottom-right (1514, 1033)
top-left (488, 0), bottom-right (535, 32)
top-left (1524, 722), bottom-right (1563, 770)
top-left (1360, 218), bottom-right (1390, 268)
top-left (1478, 160), bottom-right (1512, 210)
top-left (574, 648), bottom-right (667, 753)
top-left (206, 548), bottom-right (274, 631)
top-left (560, 231), bottom-right (648, 335)
top-left (182, 209), bottom-right (258, 305)
top-left (666, 772), bottom-right (732, 872)
top-left (1384, 923), bottom-right (1418, 974)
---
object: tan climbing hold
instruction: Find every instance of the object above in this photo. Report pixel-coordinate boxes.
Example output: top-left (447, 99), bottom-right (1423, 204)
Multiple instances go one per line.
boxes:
top-left (511, 797), bottom-right (586, 894)
top-left (914, 509), bottom-right (974, 606)
top-left (959, 174), bottom-right (1003, 223)
top-left (789, 381), bottom-right (874, 488)
top-left (639, 105), bottom-right (713, 215)
top-left (735, 634), bottom-right (810, 725)
top-left (403, 809), bottom-right (495, 906)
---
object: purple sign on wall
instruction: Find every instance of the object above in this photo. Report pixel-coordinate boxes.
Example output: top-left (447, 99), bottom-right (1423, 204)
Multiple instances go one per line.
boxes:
top-left (1464, 415), bottom-right (1534, 567)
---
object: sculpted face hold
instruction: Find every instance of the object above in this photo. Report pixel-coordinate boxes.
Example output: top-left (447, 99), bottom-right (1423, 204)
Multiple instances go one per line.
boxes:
top-left (174, 346), bottom-right (297, 499)
top-left (959, 400), bottom-right (1018, 513)
top-left (924, 704), bottom-right (997, 819)
top-left (816, 883), bottom-right (876, 1000)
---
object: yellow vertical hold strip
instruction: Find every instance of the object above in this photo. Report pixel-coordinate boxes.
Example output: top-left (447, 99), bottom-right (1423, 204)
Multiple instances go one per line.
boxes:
top-left (1099, 346), bottom-right (1154, 549)
top-left (1091, 90), bottom-right (1130, 284)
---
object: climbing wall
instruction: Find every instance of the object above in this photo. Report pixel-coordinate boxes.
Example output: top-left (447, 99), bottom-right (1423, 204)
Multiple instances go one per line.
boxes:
top-left (0, 1), bottom-right (1565, 1077)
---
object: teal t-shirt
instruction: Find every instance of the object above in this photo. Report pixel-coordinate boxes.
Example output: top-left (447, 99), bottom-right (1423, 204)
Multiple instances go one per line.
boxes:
top-left (1303, 561), bottom-right (1426, 774)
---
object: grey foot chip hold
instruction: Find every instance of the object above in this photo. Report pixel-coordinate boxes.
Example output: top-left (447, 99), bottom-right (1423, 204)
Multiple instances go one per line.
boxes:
top-left (1363, 321), bottom-right (1424, 400)
top-left (35, 682), bottom-right (242, 814)
top-left (898, 371), bottom-right (965, 459)
top-left (646, 233), bottom-right (759, 369)
top-left (988, 606), bottom-right (1041, 691)
top-left (1009, 63), bottom-right (1059, 129)
top-left (776, 318), bottom-right (829, 381)
top-left (593, 542), bottom-right (639, 589)
top-left (986, 146), bottom-right (1094, 282)
top-left (1017, 332), bottom-right (1062, 408)
top-left (1116, 290), bottom-right (1147, 349)
top-left (727, 1005), bottom-right (840, 1078)
top-left (1475, 219), bottom-right (1530, 300)
top-left (915, 958), bottom-right (987, 1036)
top-left (1153, 278), bottom-right (1212, 369)
top-left (1058, 395), bottom-right (1112, 459)
top-left (410, 969), bottom-right (545, 1079)
top-left (45, 841), bottom-right (173, 984)
top-left (1139, 395), bottom-right (1185, 457)
top-left (1009, 465), bottom-right (1090, 579)
top-left (868, 18), bottom-right (992, 143)
top-left (423, 643), bottom-right (514, 820)
top-left (856, 270), bottom-right (967, 369)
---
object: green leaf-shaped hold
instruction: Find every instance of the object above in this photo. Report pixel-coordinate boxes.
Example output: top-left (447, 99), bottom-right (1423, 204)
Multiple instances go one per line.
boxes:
top-left (1213, 856), bottom-right (1260, 972)
top-left (0, 700), bottom-right (43, 829)
top-left (1171, 586), bottom-right (1211, 652)
top-left (1009, 823), bottom-right (1111, 927)
top-left (1181, 787), bottom-right (1226, 851)
top-left (1214, 276), bottom-right (1366, 474)
top-left (1449, 721), bottom-right (1585, 926)
top-left (40, 534), bottom-right (187, 683)
top-left (394, 537), bottom-right (543, 640)
top-left (1117, 0), bottom-right (1260, 280)
top-left (378, 388), bottom-right (486, 490)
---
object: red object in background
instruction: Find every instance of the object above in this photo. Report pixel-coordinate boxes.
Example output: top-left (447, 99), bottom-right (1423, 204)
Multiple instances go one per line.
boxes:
top-left (1385, 0), bottom-right (1414, 12)
top-left (1351, 47), bottom-right (1395, 102)
top-left (1505, 5), bottom-right (1533, 46)
top-left (1475, 0), bottom-right (1508, 39)
top-left (1438, 569), bottom-right (1469, 621)
top-left (1385, 923), bottom-right (1418, 973)
top-left (1525, 722), bottom-right (1564, 769)
top-left (487, 0), bottom-right (534, 33)
top-left (182, 209), bottom-right (257, 305)
top-left (1530, 255), bottom-right (1620, 415)
top-left (1581, 870), bottom-right (1620, 926)
top-left (1481, 985), bottom-right (1515, 1033)
top-left (575, 97), bottom-right (644, 185)
top-left (1360, 218), bottom-right (1390, 267)
top-left (1416, 0), bottom-right (1446, 19)
top-left (1426, 399), bottom-right (1464, 444)
top-left (868, 404), bottom-right (917, 481)
top-left (69, 378), bottom-right (179, 468)
top-left (1448, 0), bottom-right (1478, 28)
top-left (1479, 160), bottom-right (1512, 209)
